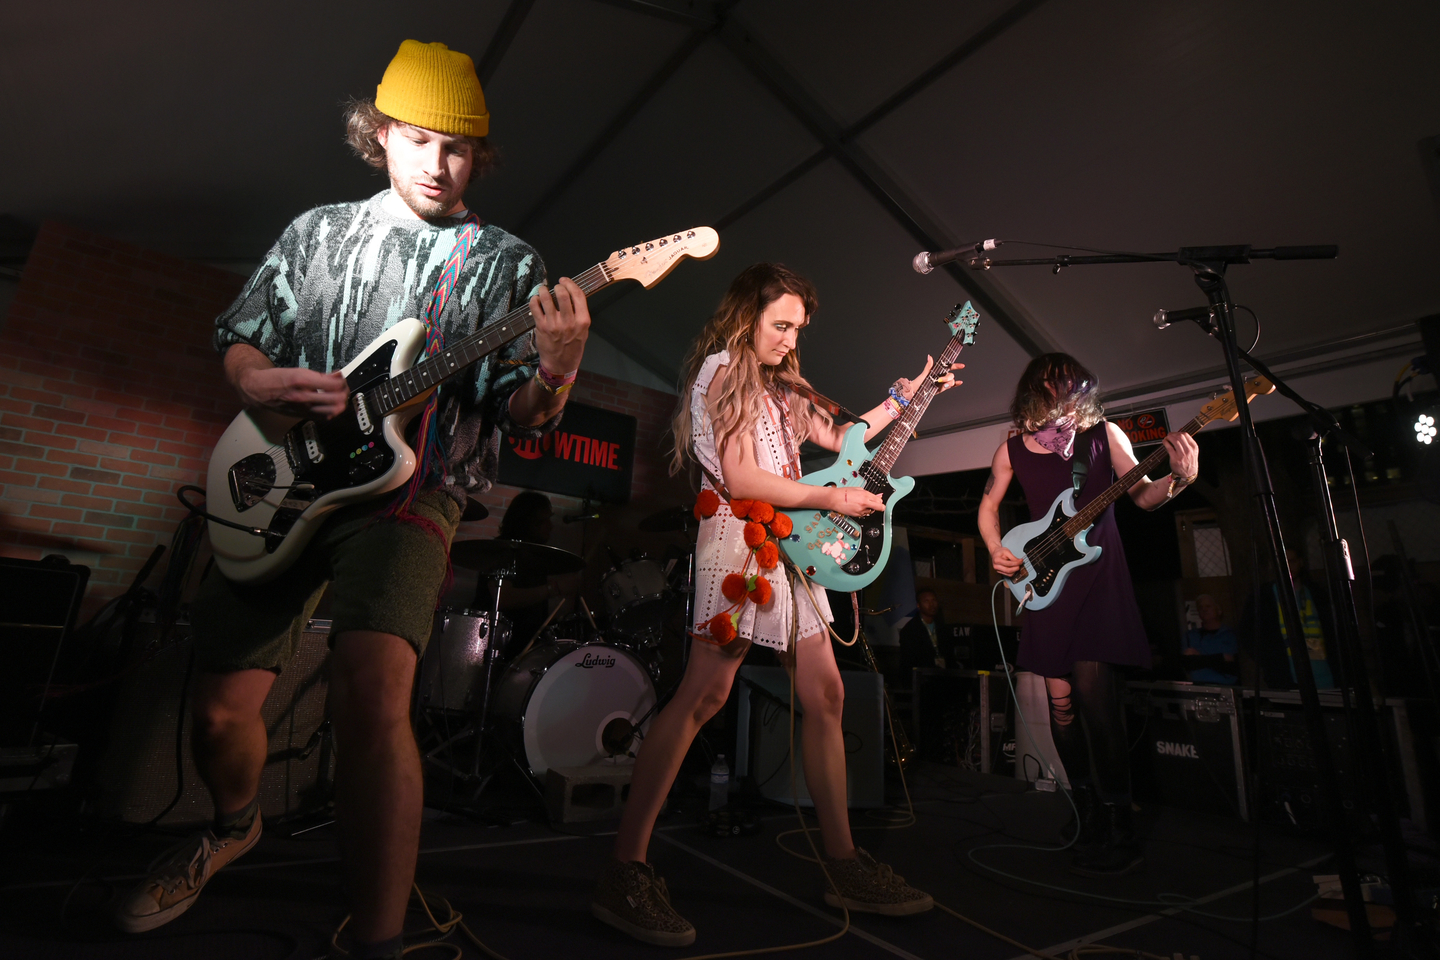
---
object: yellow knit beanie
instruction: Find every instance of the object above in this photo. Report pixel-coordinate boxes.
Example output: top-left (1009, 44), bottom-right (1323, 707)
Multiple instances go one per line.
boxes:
top-left (375, 40), bottom-right (489, 137)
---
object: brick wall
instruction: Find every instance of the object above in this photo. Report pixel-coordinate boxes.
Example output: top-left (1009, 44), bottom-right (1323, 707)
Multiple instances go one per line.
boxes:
top-left (0, 222), bottom-right (689, 612)
top-left (0, 222), bottom-right (243, 609)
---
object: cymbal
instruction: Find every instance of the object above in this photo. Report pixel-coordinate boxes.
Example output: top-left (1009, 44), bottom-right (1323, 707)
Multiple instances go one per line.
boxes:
top-left (449, 538), bottom-right (585, 576)
top-left (460, 497), bottom-right (489, 522)
top-left (638, 505), bottom-right (696, 533)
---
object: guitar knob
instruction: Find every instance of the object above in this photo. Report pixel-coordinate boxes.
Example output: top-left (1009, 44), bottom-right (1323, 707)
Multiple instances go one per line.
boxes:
top-left (866, 527), bottom-right (880, 538)
top-left (846, 562), bottom-right (860, 573)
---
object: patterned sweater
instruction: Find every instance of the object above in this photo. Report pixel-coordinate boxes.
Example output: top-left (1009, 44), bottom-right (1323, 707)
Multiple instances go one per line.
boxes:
top-left (214, 190), bottom-right (558, 504)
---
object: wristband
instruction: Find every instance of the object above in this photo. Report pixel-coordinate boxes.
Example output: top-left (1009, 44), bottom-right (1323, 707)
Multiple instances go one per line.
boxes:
top-left (882, 396), bottom-right (904, 420)
top-left (537, 364), bottom-right (577, 395)
top-left (1165, 471), bottom-right (1197, 499)
top-left (887, 386), bottom-right (910, 407)
top-left (890, 379), bottom-right (914, 402)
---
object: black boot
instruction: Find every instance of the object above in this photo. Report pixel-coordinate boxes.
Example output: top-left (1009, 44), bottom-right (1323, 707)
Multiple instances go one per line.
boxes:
top-left (1065, 781), bottom-right (1105, 858)
top-left (1071, 801), bottom-right (1143, 877)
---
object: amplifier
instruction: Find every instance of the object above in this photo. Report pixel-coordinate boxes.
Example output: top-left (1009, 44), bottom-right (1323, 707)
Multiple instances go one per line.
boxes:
top-left (1244, 689), bottom-right (1421, 832)
top-left (96, 619), bottom-right (333, 825)
top-left (0, 557), bottom-right (89, 749)
top-left (734, 666), bottom-right (884, 809)
top-left (1127, 681), bottom-right (1248, 820)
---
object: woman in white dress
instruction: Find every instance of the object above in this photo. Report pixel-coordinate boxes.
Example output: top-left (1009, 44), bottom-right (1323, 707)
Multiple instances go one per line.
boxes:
top-left (591, 263), bottom-right (958, 946)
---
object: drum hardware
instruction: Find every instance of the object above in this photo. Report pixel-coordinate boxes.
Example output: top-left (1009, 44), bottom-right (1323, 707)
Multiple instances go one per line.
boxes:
top-left (416, 539), bottom-right (585, 808)
top-left (601, 556), bottom-right (675, 651)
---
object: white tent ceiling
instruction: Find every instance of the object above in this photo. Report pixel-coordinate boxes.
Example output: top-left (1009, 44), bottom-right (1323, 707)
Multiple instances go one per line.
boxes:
top-left (4, 0), bottom-right (1438, 473)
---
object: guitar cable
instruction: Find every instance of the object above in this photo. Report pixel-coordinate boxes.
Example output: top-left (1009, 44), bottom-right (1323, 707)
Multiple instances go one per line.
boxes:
top-left (176, 484), bottom-right (286, 542)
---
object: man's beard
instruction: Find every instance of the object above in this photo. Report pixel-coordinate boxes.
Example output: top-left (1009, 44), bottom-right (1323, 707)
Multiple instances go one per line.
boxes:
top-left (388, 158), bottom-right (465, 218)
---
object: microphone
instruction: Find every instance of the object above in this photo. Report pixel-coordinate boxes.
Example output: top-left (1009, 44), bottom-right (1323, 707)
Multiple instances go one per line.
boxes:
top-left (913, 239), bottom-right (1001, 274)
top-left (1152, 305), bottom-right (1217, 331)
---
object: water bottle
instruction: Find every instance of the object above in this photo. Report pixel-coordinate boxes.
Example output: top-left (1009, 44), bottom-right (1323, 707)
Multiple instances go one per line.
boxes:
top-left (709, 754), bottom-right (730, 811)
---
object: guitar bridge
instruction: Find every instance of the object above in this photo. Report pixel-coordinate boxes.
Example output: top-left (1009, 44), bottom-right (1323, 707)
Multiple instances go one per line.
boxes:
top-left (227, 453), bottom-right (277, 511)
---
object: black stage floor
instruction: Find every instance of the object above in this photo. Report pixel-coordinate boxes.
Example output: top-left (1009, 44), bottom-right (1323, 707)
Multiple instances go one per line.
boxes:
top-left (1, 766), bottom-right (1354, 960)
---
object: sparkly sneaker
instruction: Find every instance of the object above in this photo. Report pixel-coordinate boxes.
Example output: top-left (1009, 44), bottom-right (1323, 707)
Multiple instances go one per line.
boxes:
top-left (822, 848), bottom-right (934, 916)
top-left (591, 859), bottom-right (696, 946)
top-left (115, 812), bottom-right (262, 933)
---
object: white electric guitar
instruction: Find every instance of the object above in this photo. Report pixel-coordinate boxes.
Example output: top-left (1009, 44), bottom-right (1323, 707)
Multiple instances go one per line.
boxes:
top-left (1002, 375), bottom-right (1274, 611)
top-left (205, 228), bottom-right (719, 584)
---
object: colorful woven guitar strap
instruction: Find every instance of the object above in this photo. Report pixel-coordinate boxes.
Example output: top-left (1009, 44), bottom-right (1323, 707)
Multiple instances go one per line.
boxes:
top-left (385, 212), bottom-right (483, 526)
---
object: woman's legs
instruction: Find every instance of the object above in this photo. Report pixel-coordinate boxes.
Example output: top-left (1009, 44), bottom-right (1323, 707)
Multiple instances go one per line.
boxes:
top-left (612, 638), bottom-right (750, 864)
top-left (787, 629), bottom-right (855, 860)
top-left (1066, 660), bottom-right (1130, 801)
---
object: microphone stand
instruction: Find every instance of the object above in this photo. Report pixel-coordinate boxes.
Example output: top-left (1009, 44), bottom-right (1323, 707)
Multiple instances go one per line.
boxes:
top-left (972, 243), bottom-right (1409, 954)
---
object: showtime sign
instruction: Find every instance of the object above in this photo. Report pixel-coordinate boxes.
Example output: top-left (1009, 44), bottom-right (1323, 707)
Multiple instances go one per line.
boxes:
top-left (498, 401), bottom-right (636, 502)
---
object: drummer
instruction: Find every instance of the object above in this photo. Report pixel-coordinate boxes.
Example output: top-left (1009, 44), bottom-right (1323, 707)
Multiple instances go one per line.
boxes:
top-left (491, 491), bottom-right (573, 655)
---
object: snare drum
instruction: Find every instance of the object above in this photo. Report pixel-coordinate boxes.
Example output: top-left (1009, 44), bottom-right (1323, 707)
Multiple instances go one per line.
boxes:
top-left (415, 608), bottom-right (511, 714)
top-left (490, 642), bottom-right (657, 778)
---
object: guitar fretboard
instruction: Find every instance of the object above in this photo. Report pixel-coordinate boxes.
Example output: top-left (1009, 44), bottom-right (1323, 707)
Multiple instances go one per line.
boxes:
top-left (365, 263), bottom-right (612, 416)
top-left (1060, 412), bottom-right (1206, 536)
top-left (869, 332), bottom-right (969, 476)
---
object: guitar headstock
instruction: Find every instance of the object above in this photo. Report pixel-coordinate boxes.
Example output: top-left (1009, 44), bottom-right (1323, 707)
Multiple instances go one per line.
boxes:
top-left (605, 227), bottom-right (720, 288)
top-left (946, 301), bottom-right (980, 344)
top-left (1197, 375), bottom-right (1276, 426)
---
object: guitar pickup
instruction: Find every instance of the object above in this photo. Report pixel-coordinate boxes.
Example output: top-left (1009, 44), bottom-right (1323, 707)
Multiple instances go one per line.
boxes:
top-left (354, 392), bottom-right (374, 435)
top-left (301, 421), bottom-right (325, 463)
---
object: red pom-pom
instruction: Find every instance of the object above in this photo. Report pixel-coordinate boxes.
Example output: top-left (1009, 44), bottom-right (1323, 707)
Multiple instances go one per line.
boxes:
top-left (708, 613), bottom-right (737, 643)
top-left (730, 498), bottom-right (754, 520)
top-left (743, 522), bottom-right (768, 548)
top-left (721, 573), bottom-right (748, 602)
top-left (748, 577), bottom-right (773, 605)
top-left (756, 541), bottom-right (780, 570)
top-left (748, 501), bottom-right (775, 523)
top-left (767, 512), bottom-right (793, 539)
top-left (694, 489), bottom-right (721, 519)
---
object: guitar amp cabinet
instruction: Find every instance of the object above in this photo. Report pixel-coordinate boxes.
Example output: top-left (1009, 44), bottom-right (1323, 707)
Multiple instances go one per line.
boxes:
top-left (734, 666), bottom-right (884, 808)
top-left (97, 618), bottom-right (334, 825)
top-left (1127, 681), bottom-right (1248, 820)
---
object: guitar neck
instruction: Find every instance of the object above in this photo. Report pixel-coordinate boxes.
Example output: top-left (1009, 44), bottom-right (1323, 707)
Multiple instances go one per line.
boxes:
top-left (1062, 413), bottom-right (1204, 535)
top-left (369, 261), bottom-right (613, 416)
top-left (869, 334), bottom-right (967, 475)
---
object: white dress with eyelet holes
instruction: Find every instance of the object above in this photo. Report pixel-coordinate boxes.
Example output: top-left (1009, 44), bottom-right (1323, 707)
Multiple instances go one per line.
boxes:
top-left (690, 350), bottom-right (832, 651)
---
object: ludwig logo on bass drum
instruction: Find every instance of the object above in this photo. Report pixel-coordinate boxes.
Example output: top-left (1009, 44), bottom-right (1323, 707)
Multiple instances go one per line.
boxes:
top-left (575, 651), bottom-right (617, 669)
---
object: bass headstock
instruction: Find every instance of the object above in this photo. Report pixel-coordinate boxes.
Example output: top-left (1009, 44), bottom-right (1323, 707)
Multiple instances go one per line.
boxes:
top-left (604, 227), bottom-right (720, 288)
top-left (1198, 375), bottom-right (1276, 425)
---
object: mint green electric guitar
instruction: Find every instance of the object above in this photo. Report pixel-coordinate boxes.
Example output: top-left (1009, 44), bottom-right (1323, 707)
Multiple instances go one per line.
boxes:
top-left (778, 302), bottom-right (979, 591)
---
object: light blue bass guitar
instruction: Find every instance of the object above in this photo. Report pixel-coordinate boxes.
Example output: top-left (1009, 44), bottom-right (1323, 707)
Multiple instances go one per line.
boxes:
top-left (1000, 375), bottom-right (1273, 611)
top-left (779, 302), bottom-right (979, 591)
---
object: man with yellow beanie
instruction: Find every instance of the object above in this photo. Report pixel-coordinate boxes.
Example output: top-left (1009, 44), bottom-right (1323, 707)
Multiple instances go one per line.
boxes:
top-left (115, 41), bottom-right (590, 960)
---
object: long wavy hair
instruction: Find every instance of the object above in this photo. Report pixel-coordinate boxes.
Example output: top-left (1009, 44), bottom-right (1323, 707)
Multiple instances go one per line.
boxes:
top-left (670, 263), bottom-right (828, 476)
top-left (1010, 353), bottom-right (1104, 433)
top-left (343, 98), bottom-right (499, 182)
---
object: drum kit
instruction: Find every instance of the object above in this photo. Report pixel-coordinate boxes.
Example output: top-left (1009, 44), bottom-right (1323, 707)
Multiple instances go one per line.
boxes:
top-left (413, 503), bottom-right (700, 801)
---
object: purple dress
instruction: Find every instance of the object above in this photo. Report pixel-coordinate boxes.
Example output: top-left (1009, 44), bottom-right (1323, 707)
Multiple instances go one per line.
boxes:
top-left (1008, 425), bottom-right (1150, 677)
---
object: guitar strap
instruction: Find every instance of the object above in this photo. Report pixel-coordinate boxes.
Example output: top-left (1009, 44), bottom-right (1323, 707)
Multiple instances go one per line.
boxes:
top-left (386, 212), bottom-right (483, 522)
top-left (1071, 427), bottom-right (1092, 496)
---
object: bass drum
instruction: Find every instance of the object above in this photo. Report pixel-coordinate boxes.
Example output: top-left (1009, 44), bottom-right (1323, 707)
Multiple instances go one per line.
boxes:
top-left (490, 643), bottom-right (656, 778)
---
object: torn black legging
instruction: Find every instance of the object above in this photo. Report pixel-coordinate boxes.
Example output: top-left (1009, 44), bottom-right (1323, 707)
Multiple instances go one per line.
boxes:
top-left (1046, 660), bottom-right (1130, 802)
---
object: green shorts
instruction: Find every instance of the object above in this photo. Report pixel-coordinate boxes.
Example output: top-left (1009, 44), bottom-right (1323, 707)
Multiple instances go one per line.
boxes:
top-left (191, 489), bottom-right (462, 674)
